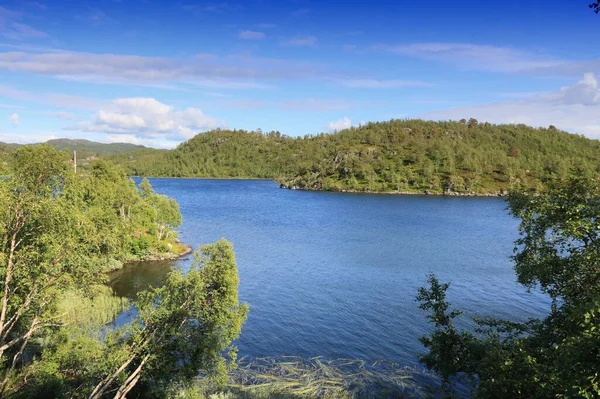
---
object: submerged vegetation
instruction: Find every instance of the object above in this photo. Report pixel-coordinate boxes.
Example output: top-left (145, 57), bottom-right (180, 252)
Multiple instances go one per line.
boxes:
top-left (179, 357), bottom-right (431, 399)
top-left (108, 120), bottom-right (600, 195)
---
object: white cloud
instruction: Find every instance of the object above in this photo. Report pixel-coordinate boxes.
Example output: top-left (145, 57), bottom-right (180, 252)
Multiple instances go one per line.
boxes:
top-left (238, 30), bottom-right (265, 40)
top-left (419, 73), bottom-right (600, 138)
top-left (281, 36), bottom-right (317, 47)
top-left (545, 72), bottom-right (600, 105)
top-left (67, 97), bottom-right (219, 141)
top-left (326, 117), bottom-right (352, 132)
top-left (9, 113), bottom-right (19, 126)
top-left (341, 79), bottom-right (432, 89)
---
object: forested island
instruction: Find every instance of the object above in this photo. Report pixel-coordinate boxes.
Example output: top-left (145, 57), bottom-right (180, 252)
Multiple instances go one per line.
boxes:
top-left (105, 119), bottom-right (600, 196)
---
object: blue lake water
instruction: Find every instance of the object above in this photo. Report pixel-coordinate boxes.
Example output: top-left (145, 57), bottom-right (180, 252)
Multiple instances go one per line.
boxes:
top-left (110, 178), bottom-right (549, 367)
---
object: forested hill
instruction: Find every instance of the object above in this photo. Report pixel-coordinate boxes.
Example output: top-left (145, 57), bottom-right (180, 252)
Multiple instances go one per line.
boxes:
top-left (107, 119), bottom-right (600, 195)
top-left (0, 139), bottom-right (148, 173)
top-left (0, 138), bottom-right (146, 155)
top-left (45, 138), bottom-right (146, 154)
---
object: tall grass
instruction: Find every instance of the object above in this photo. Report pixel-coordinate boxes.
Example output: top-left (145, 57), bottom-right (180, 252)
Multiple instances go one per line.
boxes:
top-left (58, 286), bottom-right (129, 328)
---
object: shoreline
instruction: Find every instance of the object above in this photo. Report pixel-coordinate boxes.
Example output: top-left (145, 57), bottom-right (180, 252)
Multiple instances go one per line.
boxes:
top-left (280, 185), bottom-right (508, 198)
top-left (129, 176), bottom-right (508, 197)
top-left (129, 176), bottom-right (273, 181)
top-left (129, 243), bottom-right (193, 263)
top-left (107, 243), bottom-right (193, 272)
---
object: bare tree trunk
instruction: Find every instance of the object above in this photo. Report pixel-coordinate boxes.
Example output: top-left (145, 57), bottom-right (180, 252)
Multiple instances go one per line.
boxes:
top-left (0, 316), bottom-right (38, 395)
top-left (0, 232), bottom-right (18, 354)
top-left (89, 354), bottom-right (137, 399)
top-left (113, 354), bottom-right (150, 399)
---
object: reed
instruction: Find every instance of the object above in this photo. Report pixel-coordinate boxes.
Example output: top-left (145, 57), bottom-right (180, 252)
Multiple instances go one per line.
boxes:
top-left (58, 286), bottom-right (129, 328)
top-left (192, 356), bottom-right (433, 398)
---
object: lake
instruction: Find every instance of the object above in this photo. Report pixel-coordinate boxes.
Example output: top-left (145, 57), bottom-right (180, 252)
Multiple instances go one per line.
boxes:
top-left (110, 178), bottom-right (549, 368)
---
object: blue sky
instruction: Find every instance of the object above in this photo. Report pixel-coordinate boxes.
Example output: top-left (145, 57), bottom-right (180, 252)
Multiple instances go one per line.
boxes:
top-left (0, 0), bottom-right (599, 148)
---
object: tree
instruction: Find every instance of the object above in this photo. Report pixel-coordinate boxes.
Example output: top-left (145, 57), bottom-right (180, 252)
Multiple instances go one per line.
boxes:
top-left (591, 1), bottom-right (600, 13)
top-left (138, 178), bottom-right (182, 240)
top-left (0, 146), bottom-right (106, 393)
top-left (0, 146), bottom-right (193, 396)
top-left (89, 240), bottom-right (248, 398)
top-left (417, 174), bottom-right (600, 397)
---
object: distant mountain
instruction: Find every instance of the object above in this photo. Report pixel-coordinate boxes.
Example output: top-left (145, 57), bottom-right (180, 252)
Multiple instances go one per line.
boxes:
top-left (45, 139), bottom-right (146, 155)
top-left (0, 138), bottom-right (146, 155)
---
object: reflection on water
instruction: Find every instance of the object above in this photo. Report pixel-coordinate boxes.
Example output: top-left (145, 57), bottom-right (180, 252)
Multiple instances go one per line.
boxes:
top-left (109, 259), bottom-right (179, 299)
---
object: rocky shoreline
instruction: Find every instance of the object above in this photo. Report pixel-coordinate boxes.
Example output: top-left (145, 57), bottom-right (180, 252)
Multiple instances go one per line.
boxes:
top-left (280, 184), bottom-right (508, 197)
top-left (106, 243), bottom-right (193, 272)
top-left (132, 244), bottom-right (193, 262)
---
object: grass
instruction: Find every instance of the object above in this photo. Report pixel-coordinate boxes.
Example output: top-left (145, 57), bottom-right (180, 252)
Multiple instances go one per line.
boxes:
top-left (58, 286), bottom-right (129, 328)
top-left (171, 242), bottom-right (192, 256)
top-left (188, 356), bottom-right (435, 398)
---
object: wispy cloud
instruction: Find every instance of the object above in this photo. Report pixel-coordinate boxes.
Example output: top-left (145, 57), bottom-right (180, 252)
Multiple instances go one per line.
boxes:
top-left (0, 132), bottom-right (57, 144)
top-left (27, 2), bottom-right (47, 10)
top-left (85, 9), bottom-right (115, 25)
top-left (280, 36), bottom-right (317, 47)
top-left (0, 51), bottom-right (325, 89)
top-left (0, 6), bottom-right (48, 41)
top-left (237, 30), bottom-right (266, 40)
top-left (0, 86), bottom-right (106, 109)
top-left (419, 73), bottom-right (600, 138)
top-left (0, 103), bottom-right (23, 109)
top-left (340, 79), bottom-right (432, 89)
top-left (256, 23), bottom-right (277, 29)
top-left (45, 110), bottom-right (79, 120)
top-left (181, 3), bottom-right (239, 14)
top-left (0, 49), bottom-right (435, 93)
top-left (377, 42), bottom-right (570, 75)
top-left (292, 8), bottom-right (310, 16)
top-left (279, 99), bottom-right (384, 111)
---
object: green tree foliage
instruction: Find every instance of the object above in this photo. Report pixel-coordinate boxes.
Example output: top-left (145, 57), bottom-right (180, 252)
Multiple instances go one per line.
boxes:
top-left (88, 240), bottom-right (248, 399)
top-left (0, 145), bottom-right (187, 395)
top-left (416, 174), bottom-right (600, 398)
top-left (0, 146), bottom-right (247, 397)
top-left (139, 178), bottom-right (182, 241)
top-left (107, 120), bottom-right (600, 195)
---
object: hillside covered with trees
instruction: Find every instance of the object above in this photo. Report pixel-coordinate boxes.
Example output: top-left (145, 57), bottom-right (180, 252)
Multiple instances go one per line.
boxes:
top-left (0, 139), bottom-right (148, 173)
top-left (108, 119), bottom-right (600, 195)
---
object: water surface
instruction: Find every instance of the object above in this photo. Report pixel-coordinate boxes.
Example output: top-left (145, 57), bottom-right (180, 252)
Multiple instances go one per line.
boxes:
top-left (112, 179), bottom-right (548, 367)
